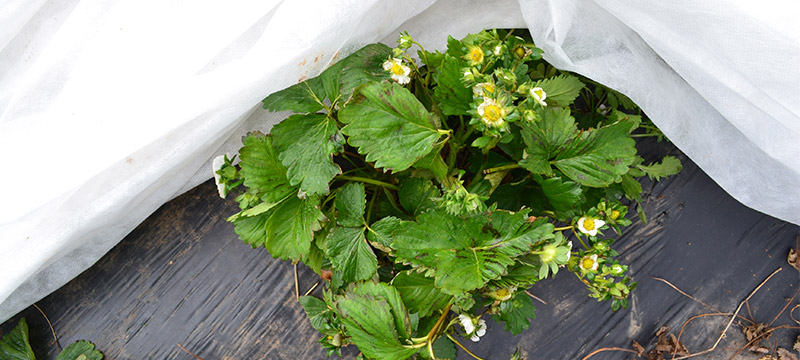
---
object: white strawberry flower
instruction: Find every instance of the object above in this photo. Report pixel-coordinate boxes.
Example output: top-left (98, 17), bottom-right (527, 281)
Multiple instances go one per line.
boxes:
top-left (477, 97), bottom-right (506, 127)
top-left (382, 58), bottom-right (411, 84)
top-left (458, 314), bottom-right (487, 342)
top-left (579, 254), bottom-right (599, 272)
top-left (530, 87), bottom-right (547, 106)
top-left (577, 216), bottom-right (605, 236)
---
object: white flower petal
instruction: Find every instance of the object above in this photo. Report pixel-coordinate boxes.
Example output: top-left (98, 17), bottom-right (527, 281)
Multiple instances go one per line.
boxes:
top-left (476, 319), bottom-right (487, 336)
top-left (470, 335), bottom-right (480, 342)
top-left (595, 219), bottom-right (606, 228)
top-left (459, 314), bottom-right (474, 333)
top-left (212, 155), bottom-right (228, 199)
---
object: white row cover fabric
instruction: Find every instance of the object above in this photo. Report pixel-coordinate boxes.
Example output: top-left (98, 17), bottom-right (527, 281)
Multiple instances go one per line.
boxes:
top-left (0, 0), bottom-right (797, 323)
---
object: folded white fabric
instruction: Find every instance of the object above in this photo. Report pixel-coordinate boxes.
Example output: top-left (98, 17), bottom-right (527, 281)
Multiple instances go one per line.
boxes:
top-left (0, 0), bottom-right (797, 323)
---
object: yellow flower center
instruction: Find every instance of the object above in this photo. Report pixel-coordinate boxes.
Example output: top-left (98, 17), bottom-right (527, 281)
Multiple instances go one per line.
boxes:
top-left (533, 89), bottom-right (544, 99)
top-left (391, 63), bottom-right (405, 76)
top-left (484, 83), bottom-right (495, 94)
top-left (581, 257), bottom-right (596, 270)
top-left (483, 104), bottom-right (502, 123)
top-left (469, 46), bottom-right (484, 64)
top-left (583, 219), bottom-right (596, 231)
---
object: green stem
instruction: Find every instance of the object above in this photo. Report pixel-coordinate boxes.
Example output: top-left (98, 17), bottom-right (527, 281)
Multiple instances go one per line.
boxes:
top-left (365, 188), bottom-right (378, 224)
top-left (483, 163), bottom-right (521, 174)
top-left (446, 333), bottom-right (486, 360)
top-left (554, 225), bottom-right (573, 231)
top-left (572, 228), bottom-right (589, 249)
top-left (335, 175), bottom-right (399, 190)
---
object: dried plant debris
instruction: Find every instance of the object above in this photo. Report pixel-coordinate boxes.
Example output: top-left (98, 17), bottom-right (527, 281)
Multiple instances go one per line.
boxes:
top-left (788, 247), bottom-right (800, 272)
top-left (759, 347), bottom-right (798, 360)
top-left (794, 335), bottom-right (800, 353)
top-left (744, 322), bottom-right (773, 352)
top-left (643, 326), bottom-right (688, 360)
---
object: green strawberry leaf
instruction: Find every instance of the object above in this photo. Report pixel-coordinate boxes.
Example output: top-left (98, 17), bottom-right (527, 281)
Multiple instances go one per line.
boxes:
top-left (491, 292), bottom-right (536, 335)
top-left (433, 55), bottom-right (472, 116)
top-left (238, 133), bottom-right (295, 203)
top-left (518, 107), bottom-right (577, 175)
top-left (391, 271), bottom-right (453, 317)
top-left (552, 120), bottom-right (637, 187)
top-left (637, 156), bottom-right (682, 181)
top-left (271, 114), bottom-right (342, 196)
top-left (265, 195), bottom-right (325, 261)
top-left (620, 174), bottom-right (643, 202)
top-left (262, 43), bottom-right (392, 113)
top-left (233, 195), bottom-right (324, 262)
top-left (232, 210), bottom-right (269, 248)
top-left (298, 296), bottom-right (338, 335)
top-left (0, 318), bottom-right (35, 360)
top-left (335, 283), bottom-right (418, 360)
top-left (340, 81), bottom-right (446, 172)
top-left (391, 210), bottom-right (554, 295)
top-left (262, 79), bottom-right (330, 114)
top-left (533, 74), bottom-right (585, 106)
top-left (398, 178), bottom-right (439, 216)
top-left (533, 175), bottom-right (583, 216)
top-left (337, 44), bottom-right (394, 101)
top-left (335, 182), bottom-right (366, 227)
top-left (56, 341), bottom-right (103, 360)
top-left (326, 226), bottom-right (377, 283)
top-left (366, 216), bottom-right (403, 252)
top-left (418, 336), bottom-right (456, 360)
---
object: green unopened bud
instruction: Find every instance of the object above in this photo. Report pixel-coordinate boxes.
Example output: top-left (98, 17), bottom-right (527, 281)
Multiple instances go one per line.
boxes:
top-left (539, 243), bottom-right (558, 263)
top-left (494, 68), bottom-right (516, 83)
top-left (514, 45), bottom-right (529, 60)
top-left (523, 110), bottom-right (537, 122)
top-left (486, 287), bottom-right (515, 301)
top-left (398, 34), bottom-right (413, 50)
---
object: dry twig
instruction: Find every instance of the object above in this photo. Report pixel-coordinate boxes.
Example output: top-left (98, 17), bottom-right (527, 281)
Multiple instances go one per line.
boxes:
top-left (669, 267), bottom-right (782, 359)
top-left (177, 343), bottom-right (206, 360)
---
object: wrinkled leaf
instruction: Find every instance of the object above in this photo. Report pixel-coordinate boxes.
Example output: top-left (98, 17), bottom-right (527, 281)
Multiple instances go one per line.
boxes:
top-left (534, 176), bottom-right (583, 216)
top-left (271, 114), bottom-right (341, 196)
top-left (340, 81), bottom-right (445, 172)
top-left (335, 283), bottom-right (418, 360)
top-left (265, 196), bottom-right (325, 261)
top-left (392, 210), bottom-right (554, 295)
